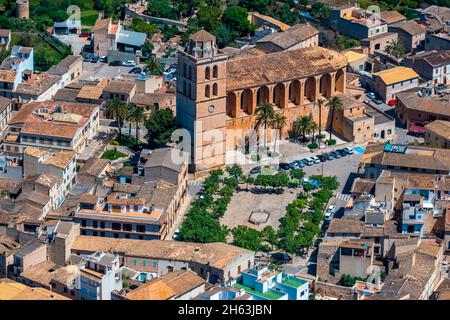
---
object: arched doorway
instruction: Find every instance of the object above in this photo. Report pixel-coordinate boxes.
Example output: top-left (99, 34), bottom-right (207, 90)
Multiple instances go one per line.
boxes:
top-left (273, 83), bottom-right (286, 108)
top-left (241, 89), bottom-right (253, 115)
top-left (304, 77), bottom-right (316, 103)
top-left (289, 80), bottom-right (301, 105)
top-left (257, 86), bottom-right (269, 106)
top-left (226, 92), bottom-right (237, 117)
top-left (319, 73), bottom-right (332, 98)
top-left (335, 69), bottom-right (345, 93)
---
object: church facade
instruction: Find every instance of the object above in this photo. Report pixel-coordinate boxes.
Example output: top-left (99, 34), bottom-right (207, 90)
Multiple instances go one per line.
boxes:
top-left (176, 30), bottom-right (348, 174)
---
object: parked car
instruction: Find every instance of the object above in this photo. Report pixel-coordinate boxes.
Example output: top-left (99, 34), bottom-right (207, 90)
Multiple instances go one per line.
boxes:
top-left (325, 205), bottom-right (336, 220)
top-left (79, 32), bottom-right (90, 38)
top-left (373, 97), bottom-right (383, 105)
top-left (325, 152), bottom-right (335, 160)
top-left (83, 54), bottom-right (91, 62)
top-left (109, 60), bottom-right (122, 66)
top-left (335, 149), bottom-right (346, 157)
top-left (318, 155), bottom-right (327, 162)
top-left (303, 158), bottom-right (314, 166)
top-left (279, 163), bottom-right (292, 171)
top-left (311, 156), bottom-right (320, 164)
top-left (294, 160), bottom-right (305, 168)
top-left (289, 161), bottom-right (300, 169)
top-left (343, 147), bottom-right (354, 154)
top-left (331, 151), bottom-right (341, 159)
top-left (90, 55), bottom-right (99, 63)
top-left (129, 67), bottom-right (142, 74)
top-left (172, 228), bottom-right (180, 240)
top-left (99, 55), bottom-right (107, 63)
top-left (250, 166), bottom-right (261, 175)
top-left (366, 92), bottom-right (376, 100)
top-left (122, 60), bottom-right (136, 67)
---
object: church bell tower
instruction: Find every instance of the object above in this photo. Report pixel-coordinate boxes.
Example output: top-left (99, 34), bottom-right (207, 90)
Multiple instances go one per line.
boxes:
top-left (176, 30), bottom-right (228, 174)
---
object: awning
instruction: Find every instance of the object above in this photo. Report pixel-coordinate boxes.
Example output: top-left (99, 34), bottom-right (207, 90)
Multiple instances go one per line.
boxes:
top-left (409, 124), bottom-right (425, 133)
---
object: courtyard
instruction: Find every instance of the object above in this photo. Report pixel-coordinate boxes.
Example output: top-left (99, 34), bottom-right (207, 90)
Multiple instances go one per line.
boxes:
top-left (220, 187), bottom-right (299, 231)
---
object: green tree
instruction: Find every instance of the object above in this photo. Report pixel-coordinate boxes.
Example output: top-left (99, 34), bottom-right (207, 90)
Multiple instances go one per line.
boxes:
top-left (144, 56), bottom-right (164, 75)
top-left (107, 99), bottom-right (129, 141)
top-left (231, 225), bottom-right (261, 251)
top-left (290, 169), bottom-right (305, 181)
top-left (141, 42), bottom-right (154, 58)
top-left (385, 39), bottom-right (406, 59)
top-left (315, 97), bottom-right (325, 146)
top-left (255, 103), bottom-right (275, 152)
top-left (214, 23), bottom-right (233, 48)
top-left (179, 207), bottom-right (229, 243)
top-left (222, 6), bottom-right (255, 38)
top-left (226, 164), bottom-right (243, 181)
top-left (261, 226), bottom-right (278, 249)
top-left (128, 105), bottom-right (146, 141)
top-left (145, 109), bottom-right (177, 146)
top-left (292, 114), bottom-right (317, 143)
top-left (326, 96), bottom-right (343, 141)
top-left (147, 0), bottom-right (177, 19)
top-left (269, 112), bottom-right (287, 153)
top-left (196, 5), bottom-right (222, 32)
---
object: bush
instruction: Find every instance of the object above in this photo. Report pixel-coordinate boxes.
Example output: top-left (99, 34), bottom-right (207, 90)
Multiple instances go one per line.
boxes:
top-left (101, 148), bottom-right (126, 160)
top-left (110, 140), bottom-right (119, 146)
top-left (326, 139), bottom-right (336, 146)
top-left (307, 142), bottom-right (318, 150)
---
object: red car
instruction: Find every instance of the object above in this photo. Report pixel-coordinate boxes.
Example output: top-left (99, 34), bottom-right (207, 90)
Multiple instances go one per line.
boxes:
top-left (79, 32), bottom-right (90, 38)
top-left (388, 99), bottom-right (396, 106)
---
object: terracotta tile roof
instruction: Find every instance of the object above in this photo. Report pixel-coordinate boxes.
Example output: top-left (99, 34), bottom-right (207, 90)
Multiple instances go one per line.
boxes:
top-left (79, 158), bottom-right (109, 177)
top-left (77, 79), bottom-right (108, 100)
top-left (190, 30), bottom-right (216, 42)
top-left (0, 279), bottom-right (69, 300)
top-left (256, 24), bottom-right (319, 50)
top-left (72, 236), bottom-right (253, 269)
top-left (405, 173), bottom-right (450, 191)
top-left (361, 143), bottom-right (450, 172)
top-left (0, 70), bottom-right (16, 83)
top-left (390, 20), bottom-right (425, 36)
top-left (0, 29), bottom-right (11, 37)
top-left (380, 11), bottom-right (406, 24)
top-left (24, 147), bottom-right (76, 169)
top-left (21, 117), bottom-right (82, 139)
top-left (350, 178), bottom-right (376, 194)
top-left (15, 73), bottom-right (61, 96)
top-left (122, 270), bottom-right (204, 300)
top-left (425, 120), bottom-right (450, 140)
top-left (103, 79), bottom-right (136, 95)
top-left (396, 88), bottom-right (450, 117)
top-left (373, 67), bottom-right (419, 85)
top-left (226, 47), bottom-right (347, 91)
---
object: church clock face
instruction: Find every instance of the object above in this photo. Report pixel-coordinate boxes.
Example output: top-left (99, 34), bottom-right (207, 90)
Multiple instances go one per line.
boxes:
top-left (208, 105), bottom-right (215, 113)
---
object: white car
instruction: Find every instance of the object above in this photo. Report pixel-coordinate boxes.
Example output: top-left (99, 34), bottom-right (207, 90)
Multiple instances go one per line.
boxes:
top-left (344, 147), bottom-right (354, 154)
top-left (311, 156), bottom-right (320, 164)
top-left (303, 157), bottom-right (314, 166)
top-left (172, 228), bottom-right (180, 240)
top-left (122, 60), bottom-right (136, 67)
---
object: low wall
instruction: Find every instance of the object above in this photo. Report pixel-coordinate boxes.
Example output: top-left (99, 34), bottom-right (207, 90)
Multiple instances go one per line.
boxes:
top-left (124, 6), bottom-right (187, 31)
top-left (314, 281), bottom-right (355, 300)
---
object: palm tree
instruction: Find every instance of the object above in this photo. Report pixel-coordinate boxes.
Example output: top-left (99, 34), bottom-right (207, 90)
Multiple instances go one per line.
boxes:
top-left (292, 115), bottom-right (312, 143)
top-left (254, 103), bottom-right (275, 152)
top-left (128, 106), bottom-right (146, 141)
top-left (316, 97), bottom-right (325, 147)
top-left (145, 56), bottom-right (163, 75)
top-left (385, 39), bottom-right (405, 59)
top-left (107, 99), bottom-right (128, 141)
top-left (326, 96), bottom-right (343, 141)
top-left (307, 117), bottom-right (319, 141)
top-left (269, 112), bottom-right (287, 153)
top-left (126, 103), bottom-right (136, 136)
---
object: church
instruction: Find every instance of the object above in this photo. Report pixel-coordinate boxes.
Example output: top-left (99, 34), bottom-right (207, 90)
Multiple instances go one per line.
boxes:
top-left (176, 30), bottom-right (349, 174)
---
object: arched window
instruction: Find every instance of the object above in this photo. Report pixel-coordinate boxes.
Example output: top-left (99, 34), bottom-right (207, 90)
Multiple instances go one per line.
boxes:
top-left (182, 81), bottom-right (186, 95)
top-left (205, 85), bottom-right (210, 98)
top-left (212, 83), bottom-right (218, 96)
top-left (188, 66), bottom-right (193, 80)
top-left (183, 64), bottom-right (187, 77)
top-left (205, 66), bottom-right (210, 80)
top-left (187, 83), bottom-right (191, 98)
top-left (213, 65), bottom-right (218, 78)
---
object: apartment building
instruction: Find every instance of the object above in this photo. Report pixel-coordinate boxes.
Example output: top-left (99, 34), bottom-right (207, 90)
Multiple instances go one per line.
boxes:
top-left (79, 252), bottom-right (122, 300)
top-left (372, 67), bottom-right (419, 103)
top-left (23, 147), bottom-right (77, 202)
top-left (425, 120), bottom-right (450, 148)
top-left (388, 21), bottom-right (426, 53)
top-left (2, 101), bottom-right (99, 164)
top-left (405, 50), bottom-right (450, 84)
top-left (47, 55), bottom-right (83, 87)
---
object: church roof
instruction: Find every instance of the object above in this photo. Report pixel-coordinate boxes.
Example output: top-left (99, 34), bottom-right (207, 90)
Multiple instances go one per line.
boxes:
top-left (226, 46), bottom-right (347, 91)
top-left (190, 30), bottom-right (216, 42)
